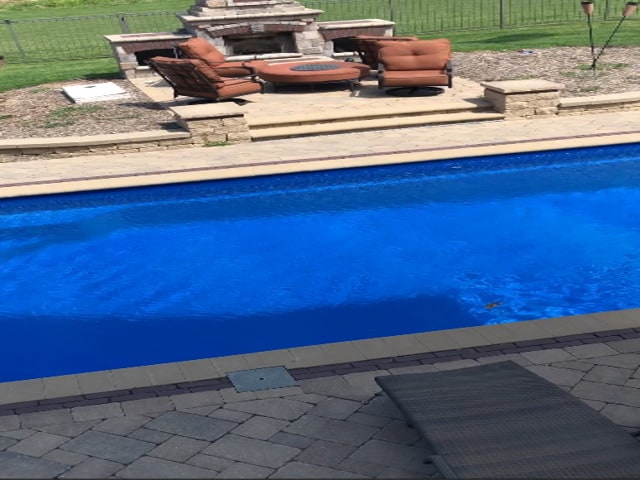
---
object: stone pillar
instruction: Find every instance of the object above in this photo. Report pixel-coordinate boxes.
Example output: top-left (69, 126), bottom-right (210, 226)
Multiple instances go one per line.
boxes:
top-left (481, 79), bottom-right (564, 118)
top-left (104, 33), bottom-right (193, 78)
top-left (170, 103), bottom-right (252, 144)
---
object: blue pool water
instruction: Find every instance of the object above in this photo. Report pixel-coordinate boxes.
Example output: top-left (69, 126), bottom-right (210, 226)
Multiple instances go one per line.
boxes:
top-left (2, 144), bottom-right (640, 381)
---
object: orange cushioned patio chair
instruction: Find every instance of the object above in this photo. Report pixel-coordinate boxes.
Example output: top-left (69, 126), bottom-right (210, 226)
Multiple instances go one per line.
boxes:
top-left (177, 37), bottom-right (267, 78)
top-left (148, 56), bottom-right (264, 102)
top-left (352, 35), bottom-right (419, 70)
top-left (377, 38), bottom-right (453, 96)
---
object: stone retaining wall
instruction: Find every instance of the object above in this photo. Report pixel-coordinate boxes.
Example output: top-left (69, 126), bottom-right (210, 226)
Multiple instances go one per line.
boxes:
top-left (2, 79), bottom-right (640, 160)
top-left (482, 79), bottom-right (640, 118)
top-left (558, 92), bottom-right (640, 115)
top-left (0, 131), bottom-right (192, 160)
top-left (0, 103), bottom-right (251, 160)
top-left (171, 102), bottom-right (251, 144)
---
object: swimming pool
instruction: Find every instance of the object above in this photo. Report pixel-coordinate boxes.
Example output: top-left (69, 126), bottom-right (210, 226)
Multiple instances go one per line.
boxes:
top-left (2, 143), bottom-right (640, 382)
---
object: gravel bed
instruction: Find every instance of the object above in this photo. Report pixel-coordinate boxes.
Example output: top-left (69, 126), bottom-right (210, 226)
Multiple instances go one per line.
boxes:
top-left (1, 46), bottom-right (639, 140)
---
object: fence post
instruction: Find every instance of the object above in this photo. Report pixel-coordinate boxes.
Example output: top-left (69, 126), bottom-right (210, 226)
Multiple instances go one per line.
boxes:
top-left (4, 19), bottom-right (27, 60)
top-left (388, 0), bottom-right (395, 31)
top-left (117, 14), bottom-right (131, 34)
top-left (604, 0), bottom-right (611, 20)
top-left (499, 0), bottom-right (506, 28)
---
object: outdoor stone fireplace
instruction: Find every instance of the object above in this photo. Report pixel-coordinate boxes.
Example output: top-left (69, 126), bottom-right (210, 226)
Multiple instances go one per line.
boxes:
top-left (179, 0), bottom-right (325, 57)
top-left (105, 0), bottom-right (395, 77)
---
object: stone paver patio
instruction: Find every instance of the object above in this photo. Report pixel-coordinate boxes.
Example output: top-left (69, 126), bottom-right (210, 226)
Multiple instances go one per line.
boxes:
top-left (1, 337), bottom-right (640, 478)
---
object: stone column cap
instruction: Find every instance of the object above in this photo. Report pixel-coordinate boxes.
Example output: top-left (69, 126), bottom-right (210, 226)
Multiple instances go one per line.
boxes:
top-left (481, 79), bottom-right (565, 93)
top-left (171, 103), bottom-right (243, 120)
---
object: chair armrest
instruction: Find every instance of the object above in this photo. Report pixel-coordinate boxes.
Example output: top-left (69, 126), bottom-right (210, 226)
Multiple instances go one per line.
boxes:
top-left (241, 62), bottom-right (261, 81)
top-left (240, 62), bottom-right (259, 75)
top-left (201, 59), bottom-right (226, 68)
top-left (212, 64), bottom-right (259, 79)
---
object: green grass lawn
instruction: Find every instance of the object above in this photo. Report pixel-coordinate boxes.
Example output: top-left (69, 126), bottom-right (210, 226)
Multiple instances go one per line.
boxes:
top-left (0, 0), bottom-right (638, 92)
top-left (1, 58), bottom-right (119, 92)
top-left (445, 22), bottom-right (640, 51)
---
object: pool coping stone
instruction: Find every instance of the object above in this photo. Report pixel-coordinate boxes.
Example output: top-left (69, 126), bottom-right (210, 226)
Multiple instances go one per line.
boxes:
top-left (1, 309), bottom-right (639, 415)
top-left (2, 130), bottom-right (640, 199)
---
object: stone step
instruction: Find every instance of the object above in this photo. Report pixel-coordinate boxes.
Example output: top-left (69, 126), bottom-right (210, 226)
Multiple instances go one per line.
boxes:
top-left (249, 111), bottom-right (505, 141)
top-left (246, 99), bottom-right (494, 129)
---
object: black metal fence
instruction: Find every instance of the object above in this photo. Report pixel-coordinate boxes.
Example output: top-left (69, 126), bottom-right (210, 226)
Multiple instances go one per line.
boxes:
top-left (0, 11), bottom-right (185, 63)
top-left (305, 0), bottom-right (624, 33)
top-left (0, 0), bottom-right (629, 63)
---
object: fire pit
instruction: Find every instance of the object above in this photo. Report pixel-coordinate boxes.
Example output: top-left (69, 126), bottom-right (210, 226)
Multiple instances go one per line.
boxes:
top-left (257, 60), bottom-right (371, 92)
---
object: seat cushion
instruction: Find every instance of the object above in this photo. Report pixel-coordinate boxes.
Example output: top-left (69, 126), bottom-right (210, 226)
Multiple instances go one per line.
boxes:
top-left (378, 39), bottom-right (451, 71)
top-left (380, 69), bottom-right (450, 87)
top-left (216, 78), bottom-right (264, 98)
top-left (179, 37), bottom-right (226, 64)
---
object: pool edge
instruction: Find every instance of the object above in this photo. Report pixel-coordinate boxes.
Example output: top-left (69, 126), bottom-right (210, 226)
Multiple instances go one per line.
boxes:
top-left (2, 131), bottom-right (640, 199)
top-left (1, 308), bottom-right (638, 413)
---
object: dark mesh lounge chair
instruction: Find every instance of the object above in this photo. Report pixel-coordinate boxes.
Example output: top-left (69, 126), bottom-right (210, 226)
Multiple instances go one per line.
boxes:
top-left (376, 361), bottom-right (640, 478)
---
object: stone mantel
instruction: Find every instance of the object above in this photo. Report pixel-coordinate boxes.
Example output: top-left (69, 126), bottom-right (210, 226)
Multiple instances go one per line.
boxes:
top-left (180, 10), bottom-right (324, 23)
top-left (105, 32), bottom-right (193, 45)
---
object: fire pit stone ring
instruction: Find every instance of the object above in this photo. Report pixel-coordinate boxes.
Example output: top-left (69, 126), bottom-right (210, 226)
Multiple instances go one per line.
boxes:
top-left (257, 61), bottom-right (371, 92)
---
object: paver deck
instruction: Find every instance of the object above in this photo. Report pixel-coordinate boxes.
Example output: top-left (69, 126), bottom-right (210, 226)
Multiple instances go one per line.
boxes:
top-left (1, 80), bottom-right (640, 477)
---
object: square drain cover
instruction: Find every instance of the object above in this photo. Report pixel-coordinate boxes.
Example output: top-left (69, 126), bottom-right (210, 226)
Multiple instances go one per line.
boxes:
top-left (228, 366), bottom-right (296, 392)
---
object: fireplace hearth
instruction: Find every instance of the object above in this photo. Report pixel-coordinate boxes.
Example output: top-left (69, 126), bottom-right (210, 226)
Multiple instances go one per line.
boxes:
top-left (225, 32), bottom-right (296, 56)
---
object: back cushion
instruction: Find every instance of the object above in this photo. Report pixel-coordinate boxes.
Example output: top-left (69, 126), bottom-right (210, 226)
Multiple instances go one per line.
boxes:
top-left (179, 37), bottom-right (226, 64)
top-left (151, 56), bottom-right (223, 82)
top-left (378, 39), bottom-right (451, 71)
top-left (188, 58), bottom-right (223, 82)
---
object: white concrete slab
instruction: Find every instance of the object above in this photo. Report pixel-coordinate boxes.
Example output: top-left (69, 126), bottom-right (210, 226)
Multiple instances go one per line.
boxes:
top-left (62, 82), bottom-right (131, 103)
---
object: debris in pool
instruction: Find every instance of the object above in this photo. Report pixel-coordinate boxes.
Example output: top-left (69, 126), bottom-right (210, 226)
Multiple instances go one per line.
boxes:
top-left (485, 301), bottom-right (503, 309)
